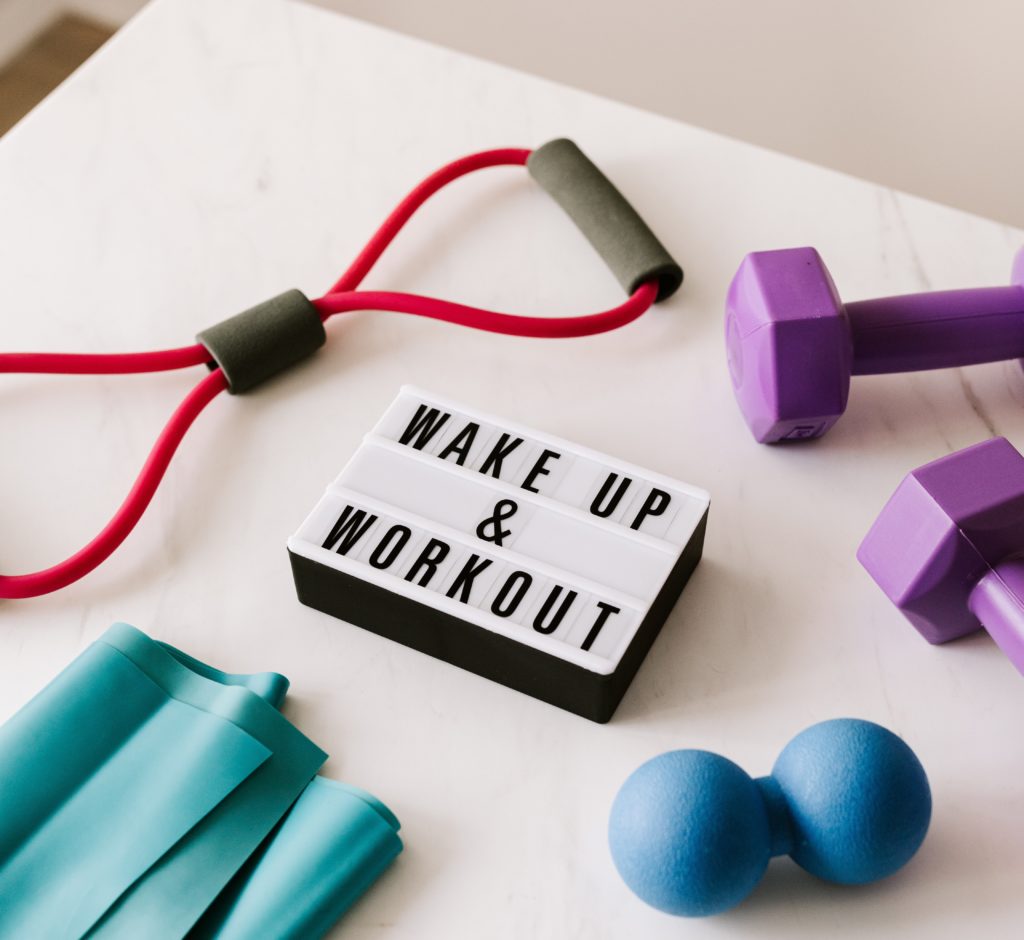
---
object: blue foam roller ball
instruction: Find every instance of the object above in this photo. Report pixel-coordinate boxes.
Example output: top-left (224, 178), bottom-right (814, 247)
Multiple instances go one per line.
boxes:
top-left (773, 718), bottom-right (931, 884)
top-left (608, 719), bottom-right (931, 917)
top-left (608, 750), bottom-right (771, 916)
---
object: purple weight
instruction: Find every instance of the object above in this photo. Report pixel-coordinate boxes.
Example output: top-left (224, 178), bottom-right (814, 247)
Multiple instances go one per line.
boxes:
top-left (725, 247), bottom-right (1024, 443)
top-left (858, 437), bottom-right (1024, 672)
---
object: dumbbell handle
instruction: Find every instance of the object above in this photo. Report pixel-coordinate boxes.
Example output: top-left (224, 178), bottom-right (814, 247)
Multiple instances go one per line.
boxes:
top-left (848, 286), bottom-right (1024, 375)
top-left (968, 555), bottom-right (1024, 673)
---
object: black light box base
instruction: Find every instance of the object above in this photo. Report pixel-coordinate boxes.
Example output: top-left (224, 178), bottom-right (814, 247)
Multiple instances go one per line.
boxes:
top-left (289, 510), bottom-right (707, 723)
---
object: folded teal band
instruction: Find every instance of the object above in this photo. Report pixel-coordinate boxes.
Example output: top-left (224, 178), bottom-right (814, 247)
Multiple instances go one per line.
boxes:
top-left (0, 623), bottom-right (402, 940)
top-left (193, 777), bottom-right (403, 939)
top-left (157, 637), bottom-right (290, 708)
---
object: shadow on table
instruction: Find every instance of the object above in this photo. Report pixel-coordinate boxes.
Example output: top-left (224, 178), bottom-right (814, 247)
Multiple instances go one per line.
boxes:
top-left (720, 786), bottom-right (1024, 931)
top-left (805, 363), bottom-right (1024, 458)
top-left (612, 556), bottom-right (800, 727)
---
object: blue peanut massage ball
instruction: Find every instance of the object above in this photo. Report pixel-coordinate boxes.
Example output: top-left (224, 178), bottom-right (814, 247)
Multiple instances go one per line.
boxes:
top-left (607, 718), bottom-right (931, 916)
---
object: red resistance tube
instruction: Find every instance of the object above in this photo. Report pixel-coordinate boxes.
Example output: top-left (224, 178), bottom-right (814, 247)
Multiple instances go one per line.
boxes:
top-left (0, 148), bottom-right (659, 599)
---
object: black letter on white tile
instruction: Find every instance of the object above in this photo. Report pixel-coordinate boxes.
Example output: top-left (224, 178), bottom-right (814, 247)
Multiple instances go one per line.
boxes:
top-left (398, 403), bottom-right (451, 449)
top-left (445, 554), bottom-right (493, 604)
top-left (631, 488), bottom-right (671, 531)
top-left (491, 571), bottom-right (533, 617)
top-left (522, 449), bottom-right (561, 494)
top-left (533, 585), bottom-right (578, 635)
top-left (479, 432), bottom-right (523, 479)
top-left (369, 524), bottom-right (412, 569)
top-left (404, 538), bottom-right (451, 587)
top-left (581, 601), bottom-right (621, 652)
top-left (322, 506), bottom-right (378, 555)
top-left (438, 422), bottom-right (479, 465)
top-left (590, 473), bottom-right (632, 518)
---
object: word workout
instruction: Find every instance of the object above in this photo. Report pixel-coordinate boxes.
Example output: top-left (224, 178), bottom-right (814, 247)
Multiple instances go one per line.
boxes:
top-left (288, 387), bottom-right (709, 722)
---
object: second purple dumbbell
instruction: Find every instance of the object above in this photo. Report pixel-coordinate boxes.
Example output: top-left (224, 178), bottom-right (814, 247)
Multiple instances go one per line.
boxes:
top-left (859, 437), bottom-right (1024, 672)
top-left (725, 247), bottom-right (1024, 443)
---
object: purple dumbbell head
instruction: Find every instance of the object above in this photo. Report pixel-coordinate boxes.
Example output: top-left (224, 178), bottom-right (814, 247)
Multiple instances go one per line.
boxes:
top-left (858, 438), bottom-right (1024, 652)
top-left (727, 246), bottom-right (1024, 444)
top-left (725, 248), bottom-right (852, 443)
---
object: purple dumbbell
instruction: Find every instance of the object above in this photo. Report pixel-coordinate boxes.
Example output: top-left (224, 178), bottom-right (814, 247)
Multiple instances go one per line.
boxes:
top-left (725, 247), bottom-right (1024, 443)
top-left (858, 437), bottom-right (1024, 671)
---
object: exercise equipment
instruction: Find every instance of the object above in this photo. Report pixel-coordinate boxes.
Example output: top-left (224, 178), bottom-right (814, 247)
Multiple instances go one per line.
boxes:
top-left (725, 245), bottom-right (1024, 442)
top-left (0, 623), bottom-right (401, 939)
top-left (859, 436), bottom-right (1024, 671)
top-left (0, 139), bottom-right (682, 599)
top-left (608, 718), bottom-right (930, 916)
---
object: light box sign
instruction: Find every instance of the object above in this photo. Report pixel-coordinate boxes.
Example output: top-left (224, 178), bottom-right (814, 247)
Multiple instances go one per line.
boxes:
top-left (288, 387), bottom-right (709, 722)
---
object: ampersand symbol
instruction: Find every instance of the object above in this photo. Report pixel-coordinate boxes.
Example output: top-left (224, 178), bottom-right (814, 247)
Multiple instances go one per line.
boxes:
top-left (475, 498), bottom-right (518, 547)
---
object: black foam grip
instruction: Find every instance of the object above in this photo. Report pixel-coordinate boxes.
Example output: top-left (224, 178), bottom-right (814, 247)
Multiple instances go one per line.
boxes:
top-left (527, 138), bottom-right (683, 302)
top-left (197, 289), bottom-right (326, 394)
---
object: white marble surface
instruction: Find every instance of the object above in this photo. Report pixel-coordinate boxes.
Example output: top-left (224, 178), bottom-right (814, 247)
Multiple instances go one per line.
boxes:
top-left (2, 0), bottom-right (1024, 936)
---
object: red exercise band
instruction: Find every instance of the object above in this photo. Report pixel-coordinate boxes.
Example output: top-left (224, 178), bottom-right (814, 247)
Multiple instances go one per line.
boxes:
top-left (0, 147), bottom-right (660, 599)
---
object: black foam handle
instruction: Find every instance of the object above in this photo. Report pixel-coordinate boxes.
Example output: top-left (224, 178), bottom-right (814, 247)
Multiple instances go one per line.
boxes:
top-left (527, 139), bottom-right (683, 302)
top-left (197, 289), bottom-right (326, 394)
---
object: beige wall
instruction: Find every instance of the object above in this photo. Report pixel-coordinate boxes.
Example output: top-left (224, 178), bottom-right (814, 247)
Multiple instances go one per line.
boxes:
top-left (11, 0), bottom-right (1024, 228)
top-left (311, 0), bottom-right (1024, 229)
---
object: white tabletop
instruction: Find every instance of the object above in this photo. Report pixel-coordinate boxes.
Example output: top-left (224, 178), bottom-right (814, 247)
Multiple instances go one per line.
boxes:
top-left (2, 0), bottom-right (1023, 936)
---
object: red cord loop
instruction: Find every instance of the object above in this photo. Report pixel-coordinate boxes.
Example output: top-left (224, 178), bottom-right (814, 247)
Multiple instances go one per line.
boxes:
top-left (0, 146), bottom-right (660, 599)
